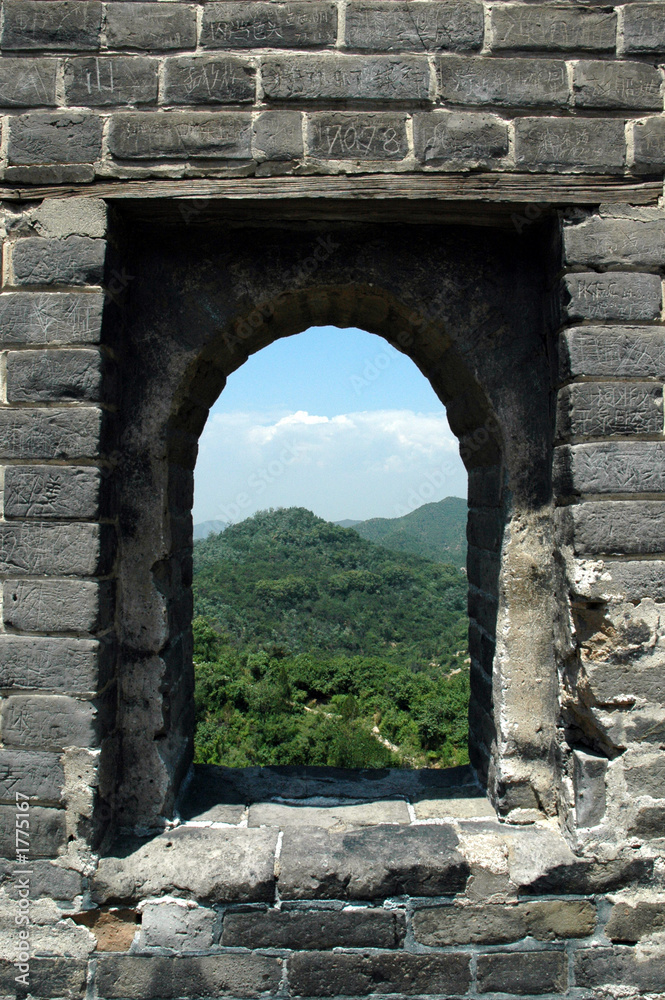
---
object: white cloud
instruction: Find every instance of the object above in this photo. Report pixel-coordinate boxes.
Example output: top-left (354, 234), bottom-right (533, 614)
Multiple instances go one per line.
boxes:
top-left (194, 408), bottom-right (466, 524)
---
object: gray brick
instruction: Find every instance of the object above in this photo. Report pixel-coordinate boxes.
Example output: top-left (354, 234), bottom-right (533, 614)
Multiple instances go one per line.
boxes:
top-left (559, 327), bottom-right (665, 381)
top-left (1, 1), bottom-right (102, 51)
top-left (477, 951), bottom-right (567, 995)
top-left (564, 215), bottom-right (665, 270)
top-left (572, 60), bottom-right (663, 110)
top-left (139, 901), bottom-right (217, 951)
top-left (0, 958), bottom-right (87, 998)
top-left (7, 348), bottom-right (103, 402)
top-left (0, 635), bottom-right (107, 692)
top-left (633, 116), bottom-right (665, 173)
top-left (345, 1), bottom-right (483, 52)
top-left (0, 292), bottom-right (104, 345)
top-left (467, 508), bottom-right (503, 552)
top-left (202, 2), bottom-right (337, 49)
top-left (414, 111), bottom-right (508, 167)
top-left (554, 442), bottom-right (665, 496)
top-left (5, 466), bottom-right (103, 519)
top-left (8, 112), bottom-right (103, 164)
top-left (556, 383), bottom-right (663, 440)
top-left (253, 110), bottom-right (303, 160)
top-left (624, 750), bottom-right (665, 798)
top-left (515, 117), bottom-right (625, 173)
top-left (64, 56), bottom-right (158, 106)
top-left (562, 272), bottom-right (662, 322)
top-left (0, 408), bottom-right (103, 459)
top-left (0, 57), bottom-right (57, 107)
top-left (0, 856), bottom-right (83, 897)
top-left (162, 56), bottom-right (255, 104)
top-left (623, 3), bottom-right (665, 54)
top-left (289, 951), bottom-right (471, 997)
top-left (413, 901), bottom-right (595, 946)
top-left (10, 236), bottom-right (105, 286)
top-left (490, 4), bottom-right (616, 52)
top-left (0, 694), bottom-right (98, 751)
top-left (262, 54), bottom-right (430, 101)
top-left (0, 523), bottom-right (110, 576)
top-left (0, 748), bottom-right (64, 802)
top-left (573, 749), bottom-right (607, 829)
top-left (3, 579), bottom-right (112, 633)
top-left (105, 2), bottom-right (197, 51)
top-left (629, 804), bottom-right (665, 838)
top-left (222, 908), bottom-right (405, 949)
top-left (95, 954), bottom-right (282, 999)
top-left (0, 803), bottom-right (66, 857)
top-left (307, 112), bottom-right (408, 160)
top-left (437, 55), bottom-right (568, 108)
top-left (606, 902), bottom-right (665, 943)
top-left (563, 500), bottom-right (665, 556)
top-left (576, 558), bottom-right (665, 602)
top-left (575, 947), bottom-right (665, 991)
top-left (108, 111), bottom-right (253, 159)
top-left (279, 824), bottom-right (469, 900)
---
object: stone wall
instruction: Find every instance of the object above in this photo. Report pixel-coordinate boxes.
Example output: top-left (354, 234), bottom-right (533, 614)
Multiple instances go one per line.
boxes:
top-left (0, 1), bottom-right (664, 997)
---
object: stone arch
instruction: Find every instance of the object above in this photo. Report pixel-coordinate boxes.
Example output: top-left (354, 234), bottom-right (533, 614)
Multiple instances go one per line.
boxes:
top-left (102, 213), bottom-right (561, 835)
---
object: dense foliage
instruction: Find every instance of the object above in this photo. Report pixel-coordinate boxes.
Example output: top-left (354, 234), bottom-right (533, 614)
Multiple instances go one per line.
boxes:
top-left (192, 506), bottom-right (470, 768)
top-left (353, 497), bottom-right (468, 569)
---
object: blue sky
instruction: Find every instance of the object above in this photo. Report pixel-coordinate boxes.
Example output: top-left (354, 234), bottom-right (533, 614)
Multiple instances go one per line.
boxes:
top-left (194, 326), bottom-right (467, 524)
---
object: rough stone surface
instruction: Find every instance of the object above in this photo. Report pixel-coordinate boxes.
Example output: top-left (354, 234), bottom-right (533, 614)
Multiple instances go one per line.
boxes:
top-left (559, 326), bottom-right (665, 380)
top-left (476, 950), bottom-right (568, 995)
top-left (8, 114), bottom-right (104, 166)
top-left (0, 695), bottom-right (98, 751)
top-left (562, 272), bottom-right (662, 322)
top-left (556, 382), bottom-right (663, 440)
top-left (92, 827), bottom-right (279, 904)
top-left (105, 3), bottom-right (198, 51)
top-left (0, 748), bottom-right (65, 803)
top-left (95, 954), bottom-right (282, 999)
top-left (248, 799), bottom-right (410, 829)
top-left (0, 957), bottom-right (87, 998)
top-left (3, 579), bottom-right (112, 634)
top-left (278, 824), bottom-right (469, 899)
top-left (555, 442), bottom-right (665, 497)
top-left (0, 292), bottom-right (104, 345)
top-left (605, 901), bottom-right (665, 943)
top-left (0, 408), bottom-right (103, 459)
top-left (515, 117), bottom-right (625, 173)
top-left (0, 636), bottom-right (107, 692)
top-left (437, 55), bottom-right (568, 108)
top-left (4, 466), bottom-right (103, 519)
top-left (572, 60), bottom-right (663, 110)
top-left (63, 56), bottom-right (159, 107)
top-left (262, 55), bottom-right (430, 101)
top-left (7, 348), bottom-right (103, 401)
top-left (202, 2), bottom-right (337, 49)
top-left (564, 216), bottom-right (665, 270)
top-left (345, 1), bottom-right (483, 52)
top-left (0, 523), bottom-right (109, 576)
top-left (10, 236), bottom-right (106, 286)
top-left (623, 3), bottom-right (665, 54)
top-left (561, 501), bottom-right (665, 556)
top-left (491, 5), bottom-right (616, 52)
top-left (162, 55), bottom-right (255, 105)
top-left (0, 57), bottom-right (57, 106)
top-left (307, 113), bottom-right (409, 161)
top-left (413, 900), bottom-right (595, 945)
top-left (1, 1), bottom-right (102, 51)
top-left (0, 803), bottom-right (66, 857)
top-left (0, 857), bottom-right (82, 898)
top-left (139, 900), bottom-right (216, 952)
top-left (222, 907), bottom-right (405, 949)
top-left (109, 112), bottom-right (253, 159)
top-left (574, 946), bottom-right (665, 991)
top-left (414, 111), bottom-right (508, 168)
top-left (254, 110), bottom-right (303, 161)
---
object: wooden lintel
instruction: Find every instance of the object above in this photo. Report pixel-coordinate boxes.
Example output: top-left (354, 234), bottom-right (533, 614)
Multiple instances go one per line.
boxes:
top-left (0, 173), bottom-right (661, 205)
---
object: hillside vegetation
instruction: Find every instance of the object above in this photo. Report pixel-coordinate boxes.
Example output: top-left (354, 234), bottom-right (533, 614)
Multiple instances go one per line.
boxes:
top-left (352, 497), bottom-right (467, 568)
top-left (192, 506), bottom-right (470, 769)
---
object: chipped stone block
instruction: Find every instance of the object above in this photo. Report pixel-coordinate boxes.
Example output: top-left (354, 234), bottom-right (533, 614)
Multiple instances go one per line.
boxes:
top-left (0, 749), bottom-right (65, 803)
top-left (573, 749), bottom-right (608, 828)
top-left (633, 116), bottom-right (665, 173)
top-left (575, 946), bottom-right (665, 991)
top-left (0, 804), bottom-right (66, 857)
top-left (605, 901), bottom-right (665, 943)
top-left (0, 857), bottom-right (82, 898)
top-left (253, 110), bottom-right (303, 161)
top-left (413, 111), bottom-right (508, 168)
top-left (139, 900), bottom-right (216, 952)
top-left (8, 114), bottom-right (104, 166)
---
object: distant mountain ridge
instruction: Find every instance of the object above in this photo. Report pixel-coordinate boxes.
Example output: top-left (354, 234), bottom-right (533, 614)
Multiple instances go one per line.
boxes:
top-left (351, 497), bottom-right (467, 569)
top-left (194, 497), bottom-right (467, 567)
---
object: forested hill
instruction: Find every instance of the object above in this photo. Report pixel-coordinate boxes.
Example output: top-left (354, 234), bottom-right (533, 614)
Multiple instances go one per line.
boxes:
top-left (352, 497), bottom-right (467, 569)
top-left (193, 506), bottom-right (468, 669)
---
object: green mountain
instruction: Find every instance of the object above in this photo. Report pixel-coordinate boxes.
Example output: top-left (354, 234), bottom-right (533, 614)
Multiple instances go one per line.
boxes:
top-left (351, 497), bottom-right (467, 569)
top-left (192, 507), bottom-right (470, 770)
